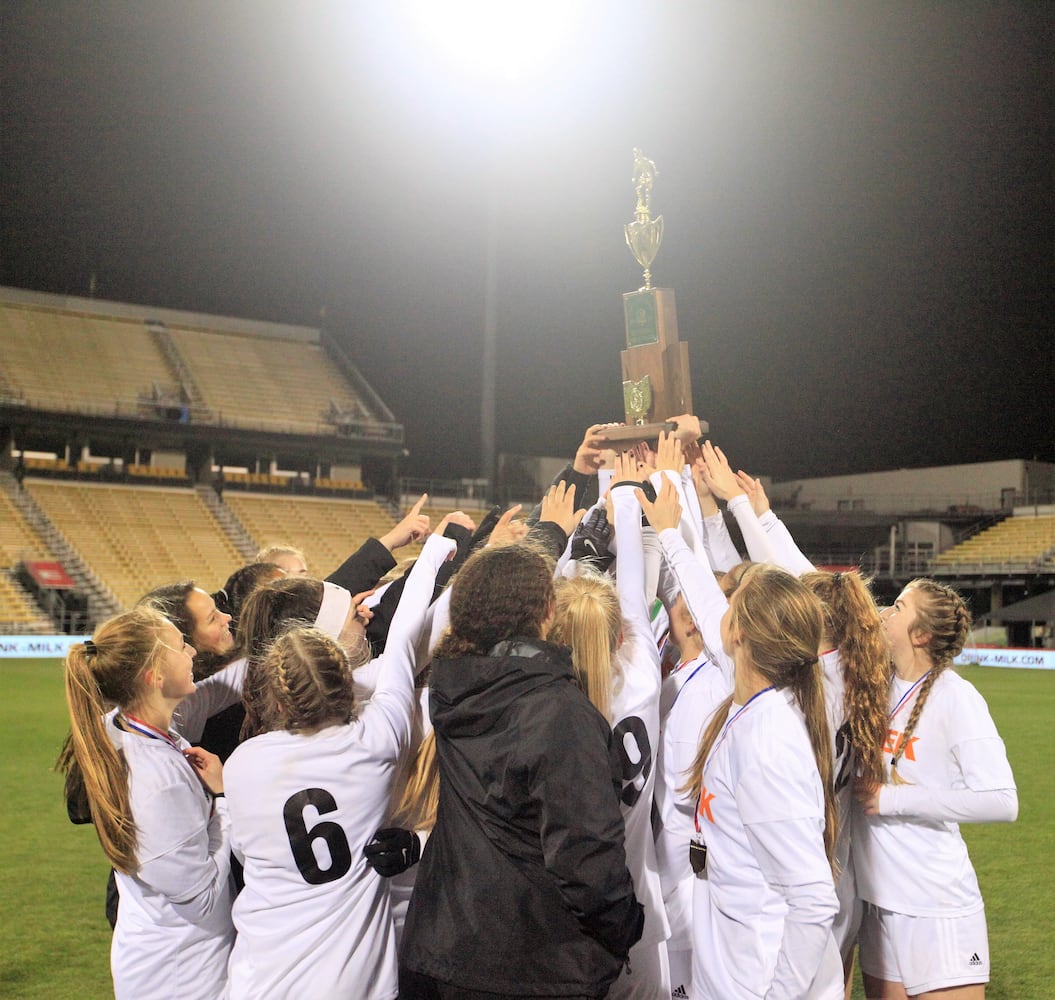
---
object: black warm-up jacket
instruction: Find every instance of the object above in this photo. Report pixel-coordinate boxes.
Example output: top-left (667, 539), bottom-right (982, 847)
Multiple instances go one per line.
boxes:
top-left (399, 639), bottom-right (644, 998)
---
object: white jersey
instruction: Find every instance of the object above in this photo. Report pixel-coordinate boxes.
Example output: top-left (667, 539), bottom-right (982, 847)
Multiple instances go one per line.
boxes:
top-left (608, 483), bottom-right (669, 952)
top-left (109, 718), bottom-right (234, 1000)
top-left (223, 534), bottom-right (453, 1000)
top-left (654, 653), bottom-right (732, 952)
top-left (691, 688), bottom-right (842, 1000)
top-left (853, 669), bottom-right (1017, 917)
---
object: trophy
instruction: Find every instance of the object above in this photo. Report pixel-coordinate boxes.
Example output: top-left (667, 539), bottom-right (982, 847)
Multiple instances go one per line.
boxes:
top-left (604, 149), bottom-right (705, 443)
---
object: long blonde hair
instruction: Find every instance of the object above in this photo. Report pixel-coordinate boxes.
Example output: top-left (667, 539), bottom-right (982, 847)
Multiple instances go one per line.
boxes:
top-left (392, 729), bottom-right (440, 832)
top-left (550, 569), bottom-right (624, 722)
top-left (684, 566), bottom-right (837, 868)
top-left (61, 607), bottom-right (171, 874)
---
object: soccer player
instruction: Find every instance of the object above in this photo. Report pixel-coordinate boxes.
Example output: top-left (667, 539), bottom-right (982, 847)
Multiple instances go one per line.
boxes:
top-left (853, 580), bottom-right (1018, 1000)
top-left (639, 478), bottom-right (843, 1000)
top-left (63, 606), bottom-right (238, 999)
top-left (222, 527), bottom-right (455, 999)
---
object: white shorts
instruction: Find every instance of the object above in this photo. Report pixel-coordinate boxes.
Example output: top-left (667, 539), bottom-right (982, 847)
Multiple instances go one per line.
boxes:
top-left (859, 902), bottom-right (990, 994)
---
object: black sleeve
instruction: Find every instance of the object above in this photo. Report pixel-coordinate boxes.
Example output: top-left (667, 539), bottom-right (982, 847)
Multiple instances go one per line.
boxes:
top-left (364, 522), bottom-right (473, 656)
top-left (525, 520), bottom-right (570, 560)
top-left (525, 464), bottom-right (599, 526)
top-left (325, 537), bottom-right (397, 594)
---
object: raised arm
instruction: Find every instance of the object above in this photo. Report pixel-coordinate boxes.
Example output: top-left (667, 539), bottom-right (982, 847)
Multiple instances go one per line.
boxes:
top-left (610, 452), bottom-right (659, 660)
top-left (638, 478), bottom-right (735, 675)
top-left (701, 442), bottom-right (778, 565)
top-left (172, 657), bottom-right (247, 743)
top-left (735, 470), bottom-right (815, 576)
top-left (359, 527), bottom-right (457, 752)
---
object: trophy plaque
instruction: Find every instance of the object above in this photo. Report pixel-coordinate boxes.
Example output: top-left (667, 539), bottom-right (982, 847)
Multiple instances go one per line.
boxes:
top-left (605, 149), bottom-right (705, 444)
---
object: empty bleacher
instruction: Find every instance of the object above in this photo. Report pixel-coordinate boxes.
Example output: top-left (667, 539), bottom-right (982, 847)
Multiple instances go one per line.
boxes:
top-left (934, 515), bottom-right (1055, 567)
top-left (225, 493), bottom-right (399, 577)
top-left (0, 488), bottom-right (55, 631)
top-left (27, 480), bottom-right (242, 610)
top-left (167, 325), bottom-right (373, 435)
top-left (0, 302), bottom-right (173, 415)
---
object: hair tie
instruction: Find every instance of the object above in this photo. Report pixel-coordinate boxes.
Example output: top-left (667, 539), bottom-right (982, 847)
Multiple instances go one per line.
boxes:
top-left (832, 571), bottom-right (842, 582)
top-left (84, 639), bottom-right (97, 657)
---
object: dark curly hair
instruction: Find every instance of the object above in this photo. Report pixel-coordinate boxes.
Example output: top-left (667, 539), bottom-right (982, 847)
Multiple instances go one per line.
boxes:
top-left (432, 545), bottom-right (554, 659)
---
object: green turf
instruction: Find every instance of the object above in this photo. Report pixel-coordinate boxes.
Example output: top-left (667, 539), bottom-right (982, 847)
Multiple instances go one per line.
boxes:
top-left (2, 660), bottom-right (1051, 998)
top-left (0, 659), bottom-right (113, 999)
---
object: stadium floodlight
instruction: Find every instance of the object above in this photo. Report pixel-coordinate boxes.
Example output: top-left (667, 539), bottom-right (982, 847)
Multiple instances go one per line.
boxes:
top-left (406, 0), bottom-right (587, 85)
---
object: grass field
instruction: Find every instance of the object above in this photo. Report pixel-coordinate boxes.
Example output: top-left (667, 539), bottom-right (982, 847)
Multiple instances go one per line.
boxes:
top-left (1, 660), bottom-right (1052, 999)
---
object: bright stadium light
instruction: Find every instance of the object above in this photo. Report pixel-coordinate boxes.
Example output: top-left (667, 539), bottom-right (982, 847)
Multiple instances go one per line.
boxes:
top-left (407, 0), bottom-right (587, 84)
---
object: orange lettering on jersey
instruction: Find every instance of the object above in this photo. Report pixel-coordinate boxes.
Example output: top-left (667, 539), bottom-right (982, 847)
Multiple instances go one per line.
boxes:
top-left (699, 786), bottom-right (716, 824)
top-left (884, 728), bottom-right (920, 761)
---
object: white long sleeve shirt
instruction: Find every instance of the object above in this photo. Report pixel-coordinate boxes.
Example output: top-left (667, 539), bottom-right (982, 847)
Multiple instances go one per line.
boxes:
top-left (853, 669), bottom-right (1017, 917)
top-left (690, 688), bottom-right (842, 1000)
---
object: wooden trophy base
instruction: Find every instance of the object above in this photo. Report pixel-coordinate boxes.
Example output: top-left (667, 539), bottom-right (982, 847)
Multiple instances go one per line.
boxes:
top-left (602, 418), bottom-right (709, 445)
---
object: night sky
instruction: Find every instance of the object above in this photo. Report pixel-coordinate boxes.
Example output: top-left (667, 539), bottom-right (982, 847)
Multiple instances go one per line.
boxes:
top-left (2, 2), bottom-right (1051, 482)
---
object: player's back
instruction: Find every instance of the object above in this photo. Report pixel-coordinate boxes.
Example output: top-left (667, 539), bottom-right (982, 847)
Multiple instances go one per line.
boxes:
top-left (224, 721), bottom-right (400, 999)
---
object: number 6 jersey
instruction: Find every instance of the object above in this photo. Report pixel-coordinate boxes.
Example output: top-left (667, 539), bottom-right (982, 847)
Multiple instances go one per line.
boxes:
top-left (223, 534), bottom-right (454, 1000)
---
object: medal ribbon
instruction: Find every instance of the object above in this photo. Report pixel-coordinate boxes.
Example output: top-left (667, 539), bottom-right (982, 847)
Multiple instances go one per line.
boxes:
top-left (888, 671), bottom-right (931, 721)
top-left (120, 714), bottom-right (203, 788)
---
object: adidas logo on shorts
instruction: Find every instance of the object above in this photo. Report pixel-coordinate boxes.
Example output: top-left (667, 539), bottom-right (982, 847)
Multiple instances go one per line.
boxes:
top-left (969, 953), bottom-right (983, 967)
top-left (671, 987), bottom-right (689, 999)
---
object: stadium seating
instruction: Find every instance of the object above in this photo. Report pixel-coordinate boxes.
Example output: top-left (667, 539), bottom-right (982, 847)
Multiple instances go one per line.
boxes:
top-left (0, 302), bottom-right (173, 414)
top-left (166, 326), bottom-right (374, 435)
top-left (934, 515), bottom-right (1055, 567)
top-left (0, 489), bottom-right (55, 631)
top-left (26, 481), bottom-right (242, 609)
top-left (225, 493), bottom-right (399, 577)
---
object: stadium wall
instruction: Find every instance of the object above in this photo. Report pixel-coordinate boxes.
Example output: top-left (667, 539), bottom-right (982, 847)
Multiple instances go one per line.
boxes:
top-left (771, 459), bottom-right (1055, 513)
top-left (2, 635), bottom-right (1053, 668)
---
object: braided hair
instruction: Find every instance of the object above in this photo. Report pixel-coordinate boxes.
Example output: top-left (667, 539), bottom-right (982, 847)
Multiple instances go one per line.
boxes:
top-left (889, 579), bottom-right (971, 784)
top-left (251, 626), bottom-right (356, 735)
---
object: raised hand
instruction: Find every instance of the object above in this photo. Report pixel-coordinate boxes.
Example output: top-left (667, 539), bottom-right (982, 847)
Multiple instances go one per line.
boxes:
top-left (734, 470), bottom-right (771, 517)
top-left (630, 441), bottom-right (657, 476)
top-left (487, 505), bottom-right (529, 547)
top-left (691, 457), bottom-right (720, 517)
top-left (380, 494), bottom-right (430, 551)
top-left (636, 476), bottom-right (683, 534)
top-left (654, 430), bottom-right (684, 473)
top-left (539, 481), bottom-right (587, 538)
top-left (700, 442), bottom-right (746, 502)
top-left (435, 510), bottom-right (477, 536)
top-left (664, 413), bottom-right (703, 444)
top-left (573, 423), bottom-right (617, 475)
top-left (611, 449), bottom-right (642, 485)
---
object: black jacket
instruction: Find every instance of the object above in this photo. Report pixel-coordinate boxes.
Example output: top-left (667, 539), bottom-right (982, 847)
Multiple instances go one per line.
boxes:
top-left (400, 640), bottom-right (643, 997)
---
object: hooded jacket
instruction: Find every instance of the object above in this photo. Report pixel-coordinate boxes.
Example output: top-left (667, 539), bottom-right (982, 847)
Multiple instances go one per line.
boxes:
top-left (400, 639), bottom-right (644, 997)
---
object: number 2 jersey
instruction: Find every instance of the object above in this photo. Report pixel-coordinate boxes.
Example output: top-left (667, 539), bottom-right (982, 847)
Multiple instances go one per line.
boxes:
top-left (222, 534), bottom-right (454, 1000)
